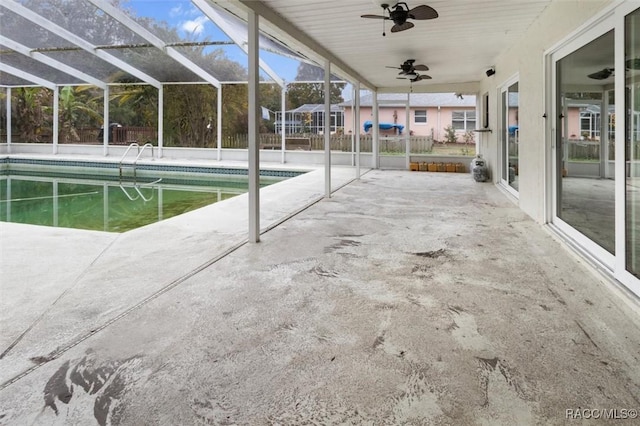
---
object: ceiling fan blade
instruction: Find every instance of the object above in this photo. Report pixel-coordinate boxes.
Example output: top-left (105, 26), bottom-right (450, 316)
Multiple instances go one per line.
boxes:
top-left (361, 14), bottom-right (388, 19)
top-left (391, 21), bottom-right (414, 33)
top-left (408, 5), bottom-right (439, 20)
top-left (626, 58), bottom-right (640, 69)
top-left (419, 74), bottom-right (432, 80)
top-left (386, 66), bottom-right (401, 69)
top-left (588, 68), bottom-right (613, 80)
top-left (413, 64), bottom-right (429, 71)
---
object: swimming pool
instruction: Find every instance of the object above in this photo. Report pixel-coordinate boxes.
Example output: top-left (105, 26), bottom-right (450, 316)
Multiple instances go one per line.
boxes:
top-left (0, 159), bottom-right (303, 232)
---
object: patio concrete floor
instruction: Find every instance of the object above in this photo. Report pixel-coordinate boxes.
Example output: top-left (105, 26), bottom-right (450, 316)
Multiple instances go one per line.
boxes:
top-left (1, 168), bottom-right (639, 425)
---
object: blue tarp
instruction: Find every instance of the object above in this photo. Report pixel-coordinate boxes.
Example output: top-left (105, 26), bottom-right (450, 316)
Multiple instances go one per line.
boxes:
top-left (363, 120), bottom-right (404, 134)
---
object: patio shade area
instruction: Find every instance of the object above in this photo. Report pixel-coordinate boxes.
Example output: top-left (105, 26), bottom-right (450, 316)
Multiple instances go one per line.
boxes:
top-left (0, 170), bottom-right (639, 424)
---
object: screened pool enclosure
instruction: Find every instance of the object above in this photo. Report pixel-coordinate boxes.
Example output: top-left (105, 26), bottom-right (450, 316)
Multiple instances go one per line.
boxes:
top-left (0, 0), bottom-right (361, 158)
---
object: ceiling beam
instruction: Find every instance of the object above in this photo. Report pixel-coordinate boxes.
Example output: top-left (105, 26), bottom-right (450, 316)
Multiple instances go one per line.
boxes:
top-left (8, 0), bottom-right (162, 89)
top-left (0, 35), bottom-right (107, 89)
top-left (192, 0), bottom-right (284, 87)
top-left (87, 0), bottom-right (221, 89)
top-left (231, 0), bottom-right (375, 90)
top-left (0, 63), bottom-right (56, 90)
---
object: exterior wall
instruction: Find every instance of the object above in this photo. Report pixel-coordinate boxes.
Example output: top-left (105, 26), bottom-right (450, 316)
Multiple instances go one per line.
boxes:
top-left (478, 0), bottom-right (612, 223)
top-left (344, 105), bottom-right (474, 141)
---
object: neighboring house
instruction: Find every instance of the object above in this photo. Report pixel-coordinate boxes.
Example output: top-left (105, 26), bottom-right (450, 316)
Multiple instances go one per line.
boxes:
top-left (565, 102), bottom-right (616, 141)
top-left (274, 104), bottom-right (344, 135)
top-left (340, 93), bottom-right (476, 142)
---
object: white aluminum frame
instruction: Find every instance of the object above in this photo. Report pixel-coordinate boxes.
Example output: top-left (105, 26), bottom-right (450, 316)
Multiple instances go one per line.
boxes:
top-left (545, 0), bottom-right (640, 297)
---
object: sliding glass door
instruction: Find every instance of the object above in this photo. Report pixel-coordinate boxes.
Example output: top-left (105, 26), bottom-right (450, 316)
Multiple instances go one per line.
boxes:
top-left (550, 2), bottom-right (640, 294)
top-left (555, 30), bottom-right (615, 255)
top-left (626, 8), bottom-right (640, 279)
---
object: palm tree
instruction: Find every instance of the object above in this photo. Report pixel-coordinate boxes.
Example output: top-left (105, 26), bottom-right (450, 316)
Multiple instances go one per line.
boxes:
top-left (57, 86), bottom-right (102, 143)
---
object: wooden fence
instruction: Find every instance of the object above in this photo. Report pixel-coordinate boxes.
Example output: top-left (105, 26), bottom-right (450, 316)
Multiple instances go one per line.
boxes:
top-left (74, 127), bottom-right (157, 145)
top-left (4, 130), bottom-right (441, 154)
top-left (223, 134), bottom-right (434, 153)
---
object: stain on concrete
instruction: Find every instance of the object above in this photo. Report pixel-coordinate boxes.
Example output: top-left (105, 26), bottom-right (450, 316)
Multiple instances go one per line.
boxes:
top-left (372, 334), bottom-right (385, 349)
top-left (310, 265), bottom-right (338, 278)
top-left (191, 398), bottom-right (236, 425)
top-left (413, 249), bottom-right (447, 258)
top-left (30, 354), bottom-right (56, 364)
top-left (94, 372), bottom-right (128, 426)
top-left (477, 357), bottom-right (528, 406)
top-left (43, 361), bottom-right (73, 415)
top-left (324, 238), bottom-right (362, 253)
top-left (391, 369), bottom-right (444, 423)
top-left (41, 352), bottom-right (142, 425)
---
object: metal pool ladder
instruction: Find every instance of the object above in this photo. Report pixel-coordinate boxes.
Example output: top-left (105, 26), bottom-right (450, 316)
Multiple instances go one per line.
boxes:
top-left (119, 142), bottom-right (154, 182)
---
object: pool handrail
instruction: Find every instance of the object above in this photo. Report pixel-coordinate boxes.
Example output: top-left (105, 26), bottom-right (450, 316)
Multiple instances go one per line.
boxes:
top-left (119, 142), bottom-right (154, 182)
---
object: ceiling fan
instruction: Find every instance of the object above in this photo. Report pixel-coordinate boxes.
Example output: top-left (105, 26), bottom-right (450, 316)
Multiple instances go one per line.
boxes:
top-left (397, 73), bottom-right (431, 82)
top-left (387, 59), bottom-right (429, 75)
top-left (587, 59), bottom-right (640, 80)
top-left (361, 2), bottom-right (439, 36)
top-left (588, 67), bottom-right (614, 80)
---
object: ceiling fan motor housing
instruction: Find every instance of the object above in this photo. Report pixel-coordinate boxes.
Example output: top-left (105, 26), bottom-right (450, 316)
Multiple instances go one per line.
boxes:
top-left (390, 5), bottom-right (409, 25)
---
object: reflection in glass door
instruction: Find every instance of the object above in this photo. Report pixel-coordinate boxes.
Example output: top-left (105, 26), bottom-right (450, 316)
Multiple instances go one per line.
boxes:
top-left (501, 82), bottom-right (519, 192)
top-left (555, 30), bottom-right (616, 254)
top-left (626, 9), bottom-right (640, 278)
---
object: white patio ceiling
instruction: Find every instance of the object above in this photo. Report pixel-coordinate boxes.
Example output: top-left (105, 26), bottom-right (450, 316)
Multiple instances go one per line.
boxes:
top-left (0, 0), bottom-right (556, 94)
top-left (221, 0), bottom-right (555, 93)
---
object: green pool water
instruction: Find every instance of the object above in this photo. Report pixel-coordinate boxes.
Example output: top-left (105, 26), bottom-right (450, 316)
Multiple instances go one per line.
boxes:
top-left (0, 174), bottom-right (277, 232)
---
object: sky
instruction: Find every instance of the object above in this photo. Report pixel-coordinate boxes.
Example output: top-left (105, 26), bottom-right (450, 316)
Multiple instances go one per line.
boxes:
top-left (123, 0), bottom-right (356, 102)
top-left (126, 0), bottom-right (301, 82)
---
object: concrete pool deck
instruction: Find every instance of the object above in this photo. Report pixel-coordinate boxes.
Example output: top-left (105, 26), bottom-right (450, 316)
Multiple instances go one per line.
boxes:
top-left (1, 167), bottom-right (640, 424)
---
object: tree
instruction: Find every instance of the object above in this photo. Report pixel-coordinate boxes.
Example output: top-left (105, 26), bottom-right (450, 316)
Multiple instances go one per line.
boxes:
top-left (163, 84), bottom-right (217, 147)
top-left (57, 86), bottom-right (102, 143)
top-left (13, 88), bottom-right (51, 142)
top-left (286, 62), bottom-right (345, 108)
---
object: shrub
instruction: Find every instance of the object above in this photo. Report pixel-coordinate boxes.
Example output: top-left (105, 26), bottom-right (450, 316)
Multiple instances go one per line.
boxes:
top-left (443, 125), bottom-right (457, 144)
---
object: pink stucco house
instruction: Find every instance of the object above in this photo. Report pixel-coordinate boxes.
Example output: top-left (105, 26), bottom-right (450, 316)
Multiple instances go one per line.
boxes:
top-left (340, 93), bottom-right (477, 142)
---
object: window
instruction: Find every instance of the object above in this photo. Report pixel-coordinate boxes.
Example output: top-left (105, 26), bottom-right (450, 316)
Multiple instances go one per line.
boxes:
top-left (452, 110), bottom-right (476, 130)
top-left (414, 110), bottom-right (427, 123)
top-left (482, 92), bottom-right (489, 128)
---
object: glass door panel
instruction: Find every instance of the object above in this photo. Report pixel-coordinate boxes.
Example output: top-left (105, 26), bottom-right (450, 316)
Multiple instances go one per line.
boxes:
top-left (501, 82), bottom-right (519, 191)
top-left (626, 8), bottom-right (640, 278)
top-left (555, 30), bottom-right (616, 254)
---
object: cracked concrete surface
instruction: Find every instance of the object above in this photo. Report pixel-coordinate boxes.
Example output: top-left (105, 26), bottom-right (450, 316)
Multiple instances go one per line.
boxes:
top-left (1, 169), bottom-right (639, 425)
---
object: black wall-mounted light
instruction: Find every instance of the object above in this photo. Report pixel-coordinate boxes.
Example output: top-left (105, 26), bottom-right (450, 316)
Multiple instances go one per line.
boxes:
top-left (486, 68), bottom-right (496, 77)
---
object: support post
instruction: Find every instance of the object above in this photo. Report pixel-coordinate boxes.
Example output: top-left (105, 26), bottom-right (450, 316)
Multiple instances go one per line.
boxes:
top-left (324, 60), bottom-right (331, 198)
top-left (217, 85), bottom-right (222, 161)
top-left (103, 85), bottom-right (109, 156)
top-left (158, 85), bottom-right (164, 158)
top-left (355, 82), bottom-right (361, 179)
top-left (350, 86), bottom-right (355, 166)
top-left (601, 90), bottom-right (609, 178)
top-left (6, 87), bottom-right (11, 153)
top-left (281, 83), bottom-right (286, 164)
top-left (52, 86), bottom-right (59, 154)
top-left (405, 92), bottom-right (410, 170)
top-left (372, 92), bottom-right (379, 169)
top-left (248, 10), bottom-right (260, 243)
